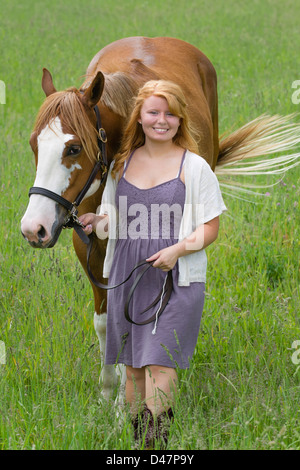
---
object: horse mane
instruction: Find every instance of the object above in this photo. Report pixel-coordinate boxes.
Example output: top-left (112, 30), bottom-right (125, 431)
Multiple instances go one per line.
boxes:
top-left (102, 72), bottom-right (138, 117)
top-left (33, 88), bottom-right (99, 162)
top-left (81, 71), bottom-right (138, 118)
top-left (33, 71), bottom-right (140, 162)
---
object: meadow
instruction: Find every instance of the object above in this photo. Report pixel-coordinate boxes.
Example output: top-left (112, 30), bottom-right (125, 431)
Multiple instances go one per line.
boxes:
top-left (0, 0), bottom-right (299, 450)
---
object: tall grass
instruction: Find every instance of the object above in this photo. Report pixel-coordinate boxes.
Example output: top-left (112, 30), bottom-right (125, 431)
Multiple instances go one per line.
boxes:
top-left (0, 0), bottom-right (299, 450)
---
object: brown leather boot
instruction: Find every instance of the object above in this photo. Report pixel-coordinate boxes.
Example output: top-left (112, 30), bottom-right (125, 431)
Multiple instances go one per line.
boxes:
top-left (133, 406), bottom-right (174, 449)
top-left (141, 407), bottom-right (155, 449)
top-left (131, 404), bottom-right (148, 445)
top-left (143, 407), bottom-right (174, 449)
top-left (156, 408), bottom-right (174, 448)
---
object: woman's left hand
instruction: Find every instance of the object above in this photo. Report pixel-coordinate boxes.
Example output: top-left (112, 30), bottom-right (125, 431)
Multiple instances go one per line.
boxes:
top-left (146, 245), bottom-right (180, 271)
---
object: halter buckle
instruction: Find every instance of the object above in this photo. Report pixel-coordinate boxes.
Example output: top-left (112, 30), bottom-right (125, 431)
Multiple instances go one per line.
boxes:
top-left (96, 151), bottom-right (107, 172)
top-left (100, 162), bottom-right (107, 177)
top-left (63, 204), bottom-right (84, 229)
top-left (98, 128), bottom-right (107, 143)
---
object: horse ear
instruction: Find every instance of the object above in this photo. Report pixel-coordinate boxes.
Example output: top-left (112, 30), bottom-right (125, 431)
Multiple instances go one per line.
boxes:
top-left (42, 68), bottom-right (57, 96)
top-left (81, 71), bottom-right (105, 108)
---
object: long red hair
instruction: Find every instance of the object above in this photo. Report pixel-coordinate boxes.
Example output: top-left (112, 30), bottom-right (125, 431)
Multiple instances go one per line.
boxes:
top-left (112, 80), bottom-right (199, 178)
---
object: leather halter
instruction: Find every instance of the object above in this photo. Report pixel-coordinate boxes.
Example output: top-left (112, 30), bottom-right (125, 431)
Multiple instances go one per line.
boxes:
top-left (28, 105), bottom-right (173, 326)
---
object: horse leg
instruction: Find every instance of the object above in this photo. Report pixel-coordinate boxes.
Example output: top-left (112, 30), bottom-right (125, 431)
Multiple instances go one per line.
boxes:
top-left (73, 229), bottom-right (126, 404)
top-left (93, 310), bottom-right (126, 406)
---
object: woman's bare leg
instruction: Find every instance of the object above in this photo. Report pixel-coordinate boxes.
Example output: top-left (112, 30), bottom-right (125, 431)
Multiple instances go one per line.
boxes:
top-left (145, 365), bottom-right (178, 416)
top-left (125, 365), bottom-right (145, 416)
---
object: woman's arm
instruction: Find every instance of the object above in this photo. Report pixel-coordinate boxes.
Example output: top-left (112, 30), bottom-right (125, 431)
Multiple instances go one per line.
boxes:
top-left (146, 216), bottom-right (219, 271)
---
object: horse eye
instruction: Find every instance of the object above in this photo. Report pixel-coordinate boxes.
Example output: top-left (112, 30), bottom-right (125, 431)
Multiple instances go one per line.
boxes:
top-left (66, 145), bottom-right (82, 157)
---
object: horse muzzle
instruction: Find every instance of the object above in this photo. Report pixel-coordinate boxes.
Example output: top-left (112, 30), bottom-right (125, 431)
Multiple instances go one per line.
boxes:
top-left (21, 203), bottom-right (66, 249)
top-left (21, 224), bottom-right (63, 249)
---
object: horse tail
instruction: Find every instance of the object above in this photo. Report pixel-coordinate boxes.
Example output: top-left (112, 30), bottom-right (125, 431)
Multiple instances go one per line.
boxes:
top-left (215, 114), bottom-right (300, 198)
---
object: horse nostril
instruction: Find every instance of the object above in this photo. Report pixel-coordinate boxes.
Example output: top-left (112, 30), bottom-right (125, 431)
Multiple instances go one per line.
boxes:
top-left (38, 225), bottom-right (46, 241)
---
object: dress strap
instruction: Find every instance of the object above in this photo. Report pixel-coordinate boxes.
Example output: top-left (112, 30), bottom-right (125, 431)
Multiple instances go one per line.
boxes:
top-left (123, 150), bottom-right (135, 178)
top-left (176, 150), bottom-right (187, 177)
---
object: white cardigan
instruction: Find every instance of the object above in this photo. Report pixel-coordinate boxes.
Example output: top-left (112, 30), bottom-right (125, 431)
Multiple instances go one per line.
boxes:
top-left (97, 150), bottom-right (227, 285)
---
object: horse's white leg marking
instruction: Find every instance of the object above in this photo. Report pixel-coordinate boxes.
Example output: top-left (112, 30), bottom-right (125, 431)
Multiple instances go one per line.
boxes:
top-left (93, 312), bottom-right (126, 404)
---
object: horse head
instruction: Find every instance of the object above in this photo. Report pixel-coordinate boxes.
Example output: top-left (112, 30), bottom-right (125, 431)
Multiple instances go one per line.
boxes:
top-left (21, 68), bottom-right (105, 248)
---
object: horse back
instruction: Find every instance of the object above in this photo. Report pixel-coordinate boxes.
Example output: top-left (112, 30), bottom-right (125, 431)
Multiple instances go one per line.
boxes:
top-left (87, 37), bottom-right (219, 168)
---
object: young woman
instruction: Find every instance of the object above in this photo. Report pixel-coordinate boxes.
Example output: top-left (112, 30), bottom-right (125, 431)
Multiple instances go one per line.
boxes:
top-left (79, 80), bottom-right (226, 448)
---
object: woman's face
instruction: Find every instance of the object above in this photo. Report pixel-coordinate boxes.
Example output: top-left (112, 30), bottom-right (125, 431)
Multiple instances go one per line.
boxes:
top-left (139, 95), bottom-right (180, 144)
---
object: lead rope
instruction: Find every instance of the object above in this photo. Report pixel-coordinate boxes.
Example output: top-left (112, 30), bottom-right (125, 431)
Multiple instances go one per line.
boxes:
top-left (152, 273), bottom-right (169, 335)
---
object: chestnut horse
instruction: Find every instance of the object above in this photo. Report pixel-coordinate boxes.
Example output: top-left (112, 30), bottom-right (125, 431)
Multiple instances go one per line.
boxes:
top-left (21, 36), bottom-right (300, 402)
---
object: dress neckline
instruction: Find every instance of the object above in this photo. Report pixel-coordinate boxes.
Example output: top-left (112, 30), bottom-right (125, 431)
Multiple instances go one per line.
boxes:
top-left (121, 175), bottom-right (185, 191)
top-left (121, 149), bottom-right (186, 190)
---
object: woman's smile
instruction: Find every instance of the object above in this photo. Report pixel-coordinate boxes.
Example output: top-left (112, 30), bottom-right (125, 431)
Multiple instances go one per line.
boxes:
top-left (153, 127), bottom-right (169, 133)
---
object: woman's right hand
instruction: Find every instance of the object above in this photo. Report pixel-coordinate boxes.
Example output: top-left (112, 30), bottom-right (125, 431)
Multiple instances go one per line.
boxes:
top-left (78, 213), bottom-right (97, 235)
top-left (78, 213), bottom-right (108, 237)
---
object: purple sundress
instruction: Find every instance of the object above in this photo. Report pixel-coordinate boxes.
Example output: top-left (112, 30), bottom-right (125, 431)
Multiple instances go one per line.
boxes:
top-left (105, 151), bottom-right (205, 369)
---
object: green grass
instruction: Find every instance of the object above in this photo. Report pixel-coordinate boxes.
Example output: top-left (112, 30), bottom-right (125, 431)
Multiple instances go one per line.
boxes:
top-left (0, 0), bottom-right (300, 450)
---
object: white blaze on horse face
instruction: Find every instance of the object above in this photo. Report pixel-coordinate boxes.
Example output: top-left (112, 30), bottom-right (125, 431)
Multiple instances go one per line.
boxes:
top-left (21, 117), bottom-right (82, 244)
top-left (35, 116), bottom-right (82, 193)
